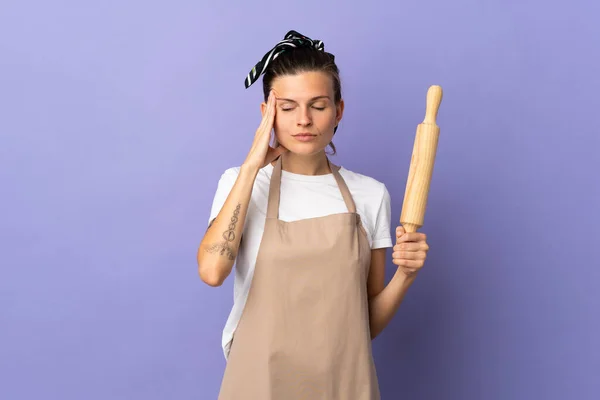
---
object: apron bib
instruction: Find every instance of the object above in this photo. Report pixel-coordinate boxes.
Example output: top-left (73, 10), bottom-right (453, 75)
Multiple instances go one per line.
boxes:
top-left (218, 155), bottom-right (380, 399)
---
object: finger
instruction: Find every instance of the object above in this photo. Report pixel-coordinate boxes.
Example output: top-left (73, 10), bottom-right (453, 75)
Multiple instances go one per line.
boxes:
top-left (256, 105), bottom-right (270, 136)
top-left (395, 226), bottom-right (405, 237)
top-left (263, 93), bottom-right (273, 119)
top-left (392, 250), bottom-right (426, 260)
top-left (392, 258), bottom-right (423, 268)
top-left (396, 232), bottom-right (427, 243)
top-left (257, 95), bottom-right (275, 138)
top-left (393, 242), bottom-right (429, 252)
top-left (396, 232), bottom-right (423, 241)
top-left (392, 258), bottom-right (421, 269)
top-left (269, 90), bottom-right (278, 110)
top-left (271, 90), bottom-right (278, 106)
top-left (264, 92), bottom-right (276, 125)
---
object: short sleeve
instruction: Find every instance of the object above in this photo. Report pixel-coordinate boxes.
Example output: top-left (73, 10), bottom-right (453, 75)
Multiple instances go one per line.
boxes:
top-left (207, 167), bottom-right (240, 226)
top-left (371, 184), bottom-right (393, 249)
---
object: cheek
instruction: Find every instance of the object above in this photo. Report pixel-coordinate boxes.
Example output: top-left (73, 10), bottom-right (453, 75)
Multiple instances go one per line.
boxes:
top-left (273, 114), bottom-right (288, 132)
top-left (273, 115), bottom-right (291, 140)
top-left (320, 110), bottom-right (338, 128)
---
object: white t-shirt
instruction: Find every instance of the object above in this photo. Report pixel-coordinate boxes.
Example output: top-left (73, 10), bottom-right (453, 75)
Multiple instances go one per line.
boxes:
top-left (207, 162), bottom-right (394, 359)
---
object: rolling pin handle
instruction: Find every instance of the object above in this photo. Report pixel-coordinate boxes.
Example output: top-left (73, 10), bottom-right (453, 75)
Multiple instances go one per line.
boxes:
top-left (423, 85), bottom-right (443, 125)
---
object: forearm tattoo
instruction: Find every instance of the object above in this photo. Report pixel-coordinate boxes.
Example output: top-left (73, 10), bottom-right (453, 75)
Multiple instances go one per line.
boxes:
top-left (205, 204), bottom-right (241, 261)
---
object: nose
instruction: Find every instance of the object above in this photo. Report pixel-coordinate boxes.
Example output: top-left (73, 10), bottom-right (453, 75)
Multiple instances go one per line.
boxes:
top-left (296, 107), bottom-right (312, 127)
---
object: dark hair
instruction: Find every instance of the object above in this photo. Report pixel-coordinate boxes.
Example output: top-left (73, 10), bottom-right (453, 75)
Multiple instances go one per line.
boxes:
top-left (262, 47), bottom-right (342, 155)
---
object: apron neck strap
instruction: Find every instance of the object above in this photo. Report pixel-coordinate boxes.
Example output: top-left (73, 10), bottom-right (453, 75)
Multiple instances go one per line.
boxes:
top-left (266, 154), bottom-right (357, 220)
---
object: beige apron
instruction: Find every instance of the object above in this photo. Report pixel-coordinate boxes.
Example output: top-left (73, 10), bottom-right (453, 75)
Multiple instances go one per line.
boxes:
top-left (218, 155), bottom-right (380, 399)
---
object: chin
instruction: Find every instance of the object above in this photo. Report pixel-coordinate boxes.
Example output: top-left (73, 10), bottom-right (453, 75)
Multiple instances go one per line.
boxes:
top-left (279, 137), bottom-right (330, 155)
top-left (284, 144), bottom-right (327, 156)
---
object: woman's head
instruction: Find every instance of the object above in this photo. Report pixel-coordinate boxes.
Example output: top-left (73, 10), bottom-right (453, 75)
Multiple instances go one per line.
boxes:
top-left (247, 32), bottom-right (343, 156)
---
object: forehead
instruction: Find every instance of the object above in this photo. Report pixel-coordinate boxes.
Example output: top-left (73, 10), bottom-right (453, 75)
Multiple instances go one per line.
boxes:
top-left (271, 71), bottom-right (334, 100)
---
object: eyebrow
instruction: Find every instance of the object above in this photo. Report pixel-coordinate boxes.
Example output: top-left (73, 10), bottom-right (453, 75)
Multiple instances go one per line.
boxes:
top-left (275, 95), bottom-right (331, 103)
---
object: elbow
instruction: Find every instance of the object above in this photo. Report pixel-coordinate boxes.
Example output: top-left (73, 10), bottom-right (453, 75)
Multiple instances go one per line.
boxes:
top-left (197, 248), bottom-right (219, 287)
top-left (203, 276), bottom-right (224, 287)
top-left (196, 245), bottom-right (232, 287)
top-left (197, 262), bottom-right (226, 287)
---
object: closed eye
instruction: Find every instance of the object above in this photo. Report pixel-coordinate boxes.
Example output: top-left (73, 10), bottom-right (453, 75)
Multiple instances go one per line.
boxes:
top-left (281, 107), bottom-right (326, 111)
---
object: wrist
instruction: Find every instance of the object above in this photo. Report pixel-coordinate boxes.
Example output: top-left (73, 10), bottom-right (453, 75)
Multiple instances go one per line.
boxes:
top-left (240, 163), bottom-right (260, 177)
top-left (392, 267), bottom-right (419, 287)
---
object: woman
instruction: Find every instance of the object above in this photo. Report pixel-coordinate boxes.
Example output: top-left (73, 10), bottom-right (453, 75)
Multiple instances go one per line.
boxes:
top-left (197, 30), bottom-right (430, 399)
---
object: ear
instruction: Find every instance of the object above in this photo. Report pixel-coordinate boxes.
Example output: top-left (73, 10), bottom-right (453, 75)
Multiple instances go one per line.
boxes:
top-left (335, 98), bottom-right (345, 126)
top-left (261, 101), bottom-right (267, 118)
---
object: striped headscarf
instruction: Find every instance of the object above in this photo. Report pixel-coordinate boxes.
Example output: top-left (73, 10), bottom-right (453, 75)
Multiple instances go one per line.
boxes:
top-left (244, 30), bottom-right (328, 89)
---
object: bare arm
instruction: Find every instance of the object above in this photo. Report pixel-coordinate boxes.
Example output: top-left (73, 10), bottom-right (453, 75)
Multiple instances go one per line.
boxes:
top-left (367, 248), bottom-right (417, 339)
top-left (197, 165), bottom-right (259, 286)
top-left (367, 227), bottom-right (429, 338)
top-left (197, 90), bottom-right (287, 287)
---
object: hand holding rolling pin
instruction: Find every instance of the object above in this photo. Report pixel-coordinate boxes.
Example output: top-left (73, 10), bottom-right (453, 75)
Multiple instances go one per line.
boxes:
top-left (392, 85), bottom-right (443, 277)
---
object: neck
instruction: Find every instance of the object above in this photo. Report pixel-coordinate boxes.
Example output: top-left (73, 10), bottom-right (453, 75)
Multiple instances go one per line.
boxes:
top-left (272, 151), bottom-right (332, 175)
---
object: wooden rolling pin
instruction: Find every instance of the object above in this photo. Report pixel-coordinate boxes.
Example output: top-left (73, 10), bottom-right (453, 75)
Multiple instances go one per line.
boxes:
top-left (400, 85), bottom-right (443, 233)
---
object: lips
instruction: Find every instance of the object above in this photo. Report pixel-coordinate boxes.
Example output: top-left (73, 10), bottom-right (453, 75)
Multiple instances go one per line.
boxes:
top-left (292, 133), bottom-right (318, 142)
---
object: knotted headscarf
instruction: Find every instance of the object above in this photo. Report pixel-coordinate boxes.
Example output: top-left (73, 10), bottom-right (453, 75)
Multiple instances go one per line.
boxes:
top-left (244, 30), bottom-right (329, 89)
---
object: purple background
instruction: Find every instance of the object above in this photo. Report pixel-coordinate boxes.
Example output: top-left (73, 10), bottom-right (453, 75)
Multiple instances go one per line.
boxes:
top-left (1, 1), bottom-right (599, 399)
